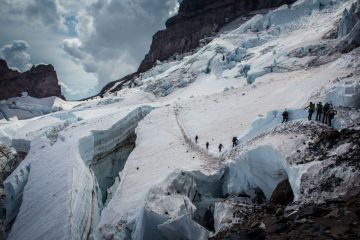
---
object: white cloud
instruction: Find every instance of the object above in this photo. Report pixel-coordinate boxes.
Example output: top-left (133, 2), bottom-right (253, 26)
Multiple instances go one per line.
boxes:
top-left (63, 0), bottom-right (179, 85)
top-left (0, 0), bottom-right (179, 99)
top-left (0, 40), bottom-right (32, 72)
top-left (60, 81), bottom-right (96, 98)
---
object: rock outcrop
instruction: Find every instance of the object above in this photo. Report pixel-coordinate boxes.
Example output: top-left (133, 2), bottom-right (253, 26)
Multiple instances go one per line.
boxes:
top-left (138, 0), bottom-right (296, 73)
top-left (270, 179), bottom-right (294, 206)
top-left (0, 59), bottom-right (64, 100)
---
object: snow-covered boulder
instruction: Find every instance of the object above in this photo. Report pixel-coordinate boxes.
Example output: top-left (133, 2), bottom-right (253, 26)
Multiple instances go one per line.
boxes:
top-left (158, 214), bottom-right (209, 240)
top-left (213, 199), bottom-right (256, 234)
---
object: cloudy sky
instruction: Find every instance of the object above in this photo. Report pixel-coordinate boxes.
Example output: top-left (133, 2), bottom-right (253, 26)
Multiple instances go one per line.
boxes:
top-left (0, 0), bottom-right (179, 100)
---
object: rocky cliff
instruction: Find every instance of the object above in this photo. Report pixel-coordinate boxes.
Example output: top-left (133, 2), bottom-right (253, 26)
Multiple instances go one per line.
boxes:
top-left (0, 59), bottom-right (64, 100)
top-left (138, 0), bottom-right (296, 72)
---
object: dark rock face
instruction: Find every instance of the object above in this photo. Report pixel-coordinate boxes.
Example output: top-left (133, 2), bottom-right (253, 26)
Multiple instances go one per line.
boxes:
top-left (138, 0), bottom-right (296, 73)
top-left (270, 179), bottom-right (294, 206)
top-left (0, 59), bottom-right (64, 100)
top-left (100, 73), bottom-right (137, 97)
top-left (211, 190), bottom-right (360, 240)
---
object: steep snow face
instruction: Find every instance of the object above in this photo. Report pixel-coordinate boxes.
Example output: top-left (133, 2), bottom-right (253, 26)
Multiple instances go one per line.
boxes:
top-left (107, 0), bottom-right (355, 102)
top-left (3, 106), bottom-right (152, 240)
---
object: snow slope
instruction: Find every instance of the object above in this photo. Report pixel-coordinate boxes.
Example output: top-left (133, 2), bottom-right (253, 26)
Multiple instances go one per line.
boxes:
top-left (1, 0), bottom-right (360, 239)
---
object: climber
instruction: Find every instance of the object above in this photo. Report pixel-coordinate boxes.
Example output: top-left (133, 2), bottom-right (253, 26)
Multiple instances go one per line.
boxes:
top-left (304, 102), bottom-right (316, 120)
top-left (232, 137), bottom-right (238, 147)
top-left (195, 135), bottom-right (199, 144)
top-left (316, 102), bottom-right (323, 121)
top-left (322, 102), bottom-right (330, 124)
top-left (206, 142), bottom-right (209, 150)
top-left (218, 143), bottom-right (223, 153)
top-left (328, 107), bottom-right (337, 127)
top-left (282, 109), bottom-right (289, 123)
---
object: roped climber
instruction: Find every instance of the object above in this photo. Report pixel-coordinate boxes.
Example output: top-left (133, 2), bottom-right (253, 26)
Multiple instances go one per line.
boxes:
top-left (232, 137), bottom-right (238, 147)
top-left (282, 109), bottom-right (289, 123)
top-left (218, 143), bottom-right (223, 152)
top-left (316, 102), bottom-right (323, 121)
top-left (304, 102), bottom-right (316, 120)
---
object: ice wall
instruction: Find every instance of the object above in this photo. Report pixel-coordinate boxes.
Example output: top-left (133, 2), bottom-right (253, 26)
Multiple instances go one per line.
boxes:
top-left (79, 106), bottom-right (153, 204)
top-left (326, 79), bottom-right (360, 108)
top-left (223, 145), bottom-right (308, 199)
top-left (3, 106), bottom-right (153, 240)
top-left (131, 170), bottom-right (224, 240)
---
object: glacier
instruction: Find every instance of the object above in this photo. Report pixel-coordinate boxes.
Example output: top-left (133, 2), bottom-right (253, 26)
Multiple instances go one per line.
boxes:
top-left (0, 0), bottom-right (360, 239)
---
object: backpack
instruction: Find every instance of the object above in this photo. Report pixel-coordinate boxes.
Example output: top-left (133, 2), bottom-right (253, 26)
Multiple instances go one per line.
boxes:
top-left (310, 103), bottom-right (316, 111)
top-left (323, 103), bottom-right (330, 112)
top-left (317, 104), bottom-right (323, 111)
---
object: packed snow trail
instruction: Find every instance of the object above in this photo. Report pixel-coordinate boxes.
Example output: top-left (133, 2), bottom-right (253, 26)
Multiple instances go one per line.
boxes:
top-left (96, 105), bottom-right (229, 239)
top-left (174, 104), bottom-right (221, 165)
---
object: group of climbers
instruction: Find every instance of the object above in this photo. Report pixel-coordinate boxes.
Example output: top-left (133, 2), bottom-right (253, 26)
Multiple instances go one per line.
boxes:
top-left (282, 101), bottom-right (337, 126)
top-left (305, 101), bottom-right (337, 126)
top-left (193, 135), bottom-right (238, 153)
top-left (194, 101), bottom-right (338, 155)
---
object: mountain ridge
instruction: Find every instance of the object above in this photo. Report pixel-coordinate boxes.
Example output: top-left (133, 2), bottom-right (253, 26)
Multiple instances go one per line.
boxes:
top-left (0, 59), bottom-right (64, 101)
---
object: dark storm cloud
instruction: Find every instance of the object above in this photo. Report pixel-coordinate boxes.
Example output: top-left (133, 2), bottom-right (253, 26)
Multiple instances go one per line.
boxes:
top-left (0, 0), bottom-right (64, 30)
top-left (25, 0), bottom-right (61, 28)
top-left (63, 0), bottom-right (179, 84)
top-left (0, 40), bottom-right (32, 72)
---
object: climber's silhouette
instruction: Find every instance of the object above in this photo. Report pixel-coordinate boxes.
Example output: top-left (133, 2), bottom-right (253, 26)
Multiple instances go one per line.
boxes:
top-left (322, 102), bottom-right (331, 124)
top-left (218, 143), bottom-right (223, 152)
top-left (316, 102), bottom-right (323, 121)
top-left (282, 109), bottom-right (289, 123)
top-left (304, 102), bottom-right (315, 120)
top-left (232, 137), bottom-right (238, 147)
